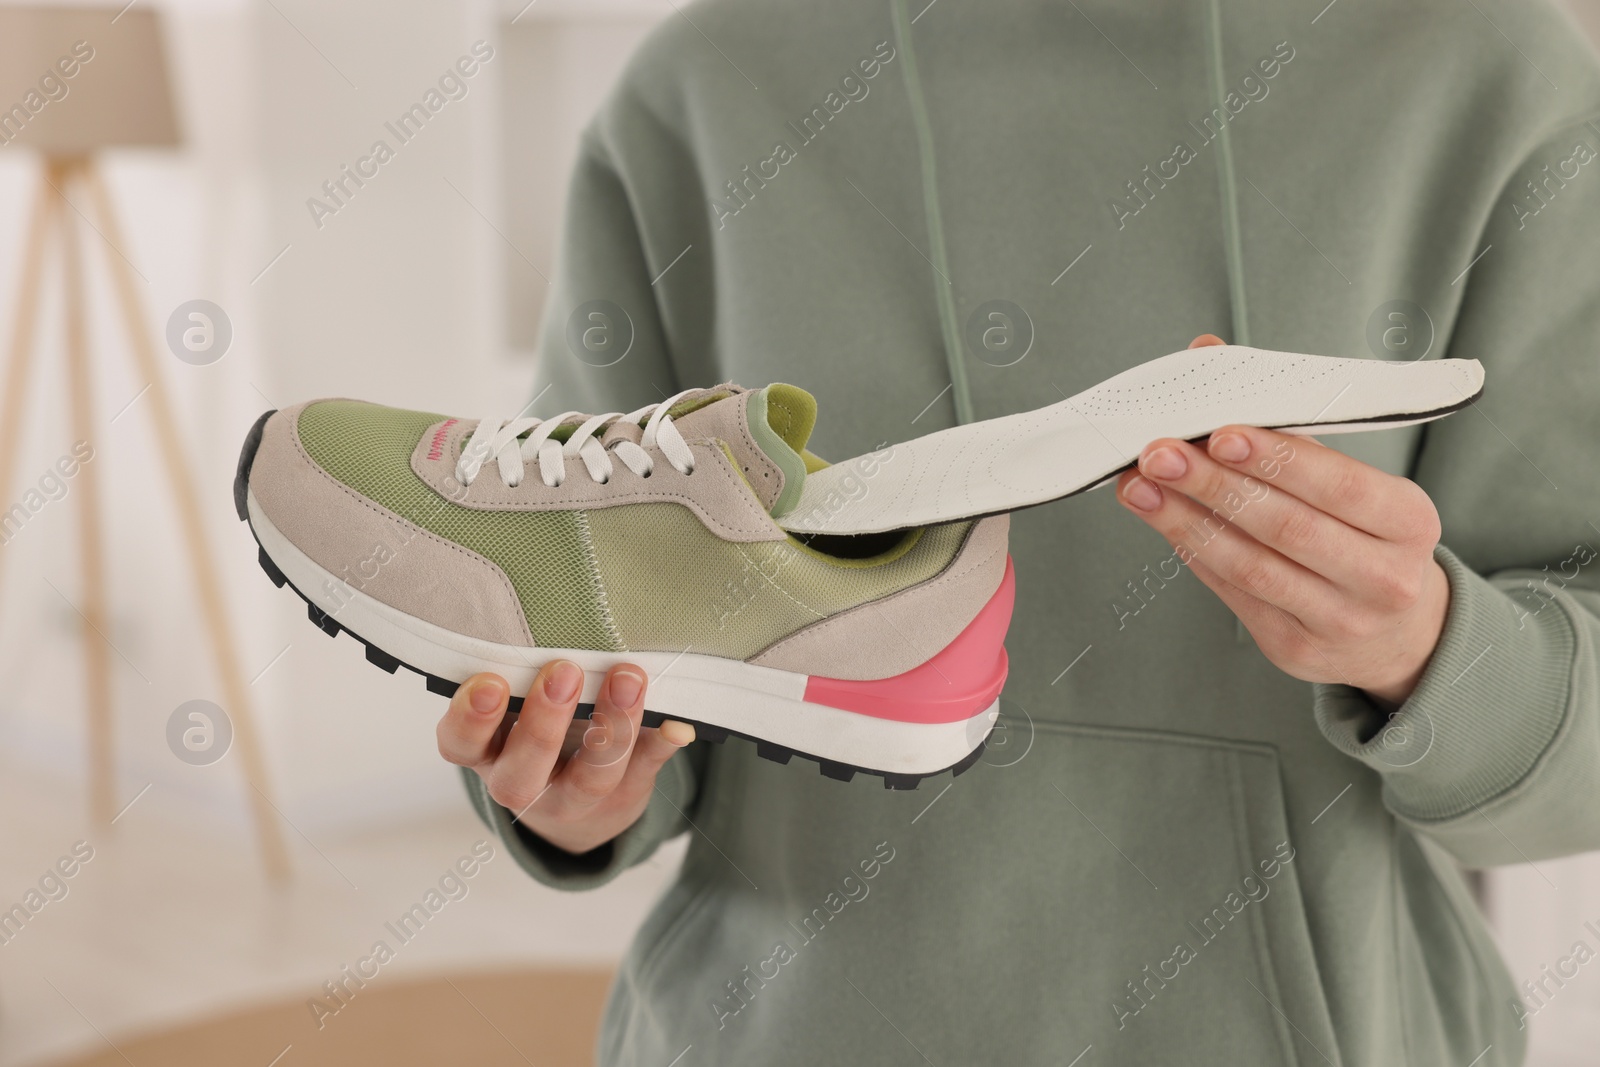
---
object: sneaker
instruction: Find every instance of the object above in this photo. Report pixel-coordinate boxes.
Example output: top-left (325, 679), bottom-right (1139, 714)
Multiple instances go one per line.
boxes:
top-left (235, 384), bottom-right (1013, 787)
top-left (780, 345), bottom-right (1486, 535)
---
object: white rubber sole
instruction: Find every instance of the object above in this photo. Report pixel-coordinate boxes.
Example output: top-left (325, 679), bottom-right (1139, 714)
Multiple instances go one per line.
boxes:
top-left (247, 490), bottom-right (998, 779)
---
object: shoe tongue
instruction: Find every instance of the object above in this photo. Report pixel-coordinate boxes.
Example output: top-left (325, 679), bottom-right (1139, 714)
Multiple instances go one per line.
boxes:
top-left (668, 383), bottom-right (816, 516)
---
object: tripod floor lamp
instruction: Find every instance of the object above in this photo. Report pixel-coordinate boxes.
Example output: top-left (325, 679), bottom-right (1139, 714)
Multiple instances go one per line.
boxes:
top-left (0, 6), bottom-right (289, 879)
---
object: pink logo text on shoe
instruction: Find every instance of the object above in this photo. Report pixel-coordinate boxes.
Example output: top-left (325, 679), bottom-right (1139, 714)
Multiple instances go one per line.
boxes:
top-left (426, 419), bottom-right (459, 461)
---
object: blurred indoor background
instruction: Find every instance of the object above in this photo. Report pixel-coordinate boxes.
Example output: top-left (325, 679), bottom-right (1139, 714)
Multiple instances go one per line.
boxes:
top-left (0, 1), bottom-right (1598, 1065)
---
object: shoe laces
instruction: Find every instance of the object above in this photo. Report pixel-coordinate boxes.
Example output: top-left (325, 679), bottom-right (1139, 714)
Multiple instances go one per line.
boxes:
top-left (455, 388), bottom-right (701, 490)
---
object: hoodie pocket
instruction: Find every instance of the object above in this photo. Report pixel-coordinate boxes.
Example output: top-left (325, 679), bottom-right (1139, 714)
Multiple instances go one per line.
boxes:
top-left (600, 722), bottom-right (1348, 1067)
top-left (1012, 721), bottom-right (1347, 1067)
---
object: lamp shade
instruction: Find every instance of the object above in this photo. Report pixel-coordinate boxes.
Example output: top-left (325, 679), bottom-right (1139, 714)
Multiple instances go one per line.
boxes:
top-left (0, 5), bottom-right (179, 153)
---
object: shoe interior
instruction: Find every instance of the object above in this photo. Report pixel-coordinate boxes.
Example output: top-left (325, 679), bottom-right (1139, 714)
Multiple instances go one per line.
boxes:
top-left (789, 527), bottom-right (923, 561)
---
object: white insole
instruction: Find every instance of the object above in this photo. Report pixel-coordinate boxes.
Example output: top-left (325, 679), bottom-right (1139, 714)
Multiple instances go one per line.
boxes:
top-left (779, 346), bottom-right (1484, 536)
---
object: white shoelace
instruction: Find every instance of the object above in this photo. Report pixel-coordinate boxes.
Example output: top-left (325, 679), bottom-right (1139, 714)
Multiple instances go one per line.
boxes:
top-left (455, 388), bottom-right (702, 489)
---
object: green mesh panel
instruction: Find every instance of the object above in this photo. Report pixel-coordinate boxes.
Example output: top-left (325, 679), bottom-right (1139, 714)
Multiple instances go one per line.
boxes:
top-left (586, 502), bottom-right (972, 658)
top-left (296, 402), bottom-right (621, 651)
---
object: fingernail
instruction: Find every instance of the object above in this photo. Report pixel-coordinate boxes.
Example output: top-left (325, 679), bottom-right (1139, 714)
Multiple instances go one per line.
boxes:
top-left (1123, 475), bottom-right (1163, 512)
top-left (544, 660), bottom-right (582, 703)
top-left (1141, 446), bottom-right (1186, 481)
top-left (609, 668), bottom-right (644, 708)
top-left (468, 678), bottom-right (504, 714)
top-left (660, 720), bottom-right (695, 747)
top-left (1209, 433), bottom-right (1250, 463)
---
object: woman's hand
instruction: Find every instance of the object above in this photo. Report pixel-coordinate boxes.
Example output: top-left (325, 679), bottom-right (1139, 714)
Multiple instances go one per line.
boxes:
top-left (437, 661), bottom-right (695, 854)
top-left (1116, 334), bottom-right (1451, 708)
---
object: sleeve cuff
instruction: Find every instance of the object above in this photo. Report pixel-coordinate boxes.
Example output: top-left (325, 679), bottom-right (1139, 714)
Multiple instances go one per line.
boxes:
top-left (459, 751), bottom-right (698, 892)
top-left (1312, 544), bottom-right (1578, 822)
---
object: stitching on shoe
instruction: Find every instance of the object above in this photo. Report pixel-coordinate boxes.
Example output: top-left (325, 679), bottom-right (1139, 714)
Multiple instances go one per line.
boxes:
top-left (749, 534), bottom-right (1003, 669)
top-left (732, 396), bottom-right (783, 507)
top-left (731, 543), bottom-right (828, 620)
top-left (574, 508), bottom-right (626, 651)
top-left (748, 519), bottom-right (1004, 670)
top-left (767, 396), bottom-right (795, 439)
top-left (285, 408), bottom-right (537, 647)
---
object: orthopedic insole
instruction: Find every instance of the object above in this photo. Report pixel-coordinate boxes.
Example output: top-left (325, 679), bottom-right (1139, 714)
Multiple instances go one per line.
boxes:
top-left (777, 345), bottom-right (1484, 536)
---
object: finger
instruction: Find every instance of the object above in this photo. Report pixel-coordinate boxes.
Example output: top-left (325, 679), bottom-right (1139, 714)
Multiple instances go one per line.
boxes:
top-left (1115, 473), bottom-right (1322, 653)
top-left (1186, 553), bottom-right (1351, 682)
top-left (547, 665), bottom-right (649, 810)
top-left (1198, 550), bottom-right (1360, 681)
top-left (1184, 550), bottom-right (1301, 637)
top-left (1202, 425), bottom-right (1439, 544)
top-left (1116, 484), bottom-right (1347, 682)
top-left (607, 719), bottom-right (696, 808)
top-left (1117, 469), bottom-right (1335, 620)
top-left (1135, 437), bottom-right (1384, 587)
top-left (1188, 333), bottom-right (1226, 349)
top-left (483, 659), bottom-right (585, 816)
top-left (437, 674), bottom-right (511, 769)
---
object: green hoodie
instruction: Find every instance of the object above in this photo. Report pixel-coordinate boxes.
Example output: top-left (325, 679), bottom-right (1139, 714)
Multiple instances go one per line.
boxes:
top-left (462, 1), bottom-right (1600, 1062)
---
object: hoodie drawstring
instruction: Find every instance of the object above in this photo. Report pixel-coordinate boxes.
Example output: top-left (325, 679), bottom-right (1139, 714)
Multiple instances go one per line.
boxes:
top-left (1205, 0), bottom-right (1252, 348)
top-left (893, 0), bottom-right (1252, 420)
top-left (892, 0), bottom-right (975, 426)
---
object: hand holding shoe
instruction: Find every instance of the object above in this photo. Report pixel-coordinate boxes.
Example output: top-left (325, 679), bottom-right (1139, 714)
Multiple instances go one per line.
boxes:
top-left (436, 662), bottom-right (695, 854)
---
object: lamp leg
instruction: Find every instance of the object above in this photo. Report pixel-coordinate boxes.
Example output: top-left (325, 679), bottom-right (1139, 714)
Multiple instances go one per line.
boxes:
top-left (80, 160), bottom-right (292, 881)
top-left (0, 167), bottom-right (63, 587)
top-left (57, 160), bottom-right (118, 827)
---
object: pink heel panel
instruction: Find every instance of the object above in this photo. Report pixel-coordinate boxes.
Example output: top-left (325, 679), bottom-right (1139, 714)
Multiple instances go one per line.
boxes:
top-left (803, 557), bottom-right (1014, 724)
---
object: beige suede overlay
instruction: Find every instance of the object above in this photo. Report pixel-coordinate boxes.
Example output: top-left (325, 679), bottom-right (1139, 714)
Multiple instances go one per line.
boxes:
top-left (600, 420), bottom-right (644, 447)
top-left (249, 402), bottom-right (536, 646)
top-left (672, 391), bottom-right (786, 511)
top-left (748, 514), bottom-right (1010, 679)
top-left (409, 416), bottom-right (789, 544)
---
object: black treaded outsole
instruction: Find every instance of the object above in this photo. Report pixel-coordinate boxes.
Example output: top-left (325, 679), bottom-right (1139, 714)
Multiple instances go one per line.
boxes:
top-left (235, 411), bottom-right (991, 788)
top-left (365, 644), bottom-right (401, 674)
